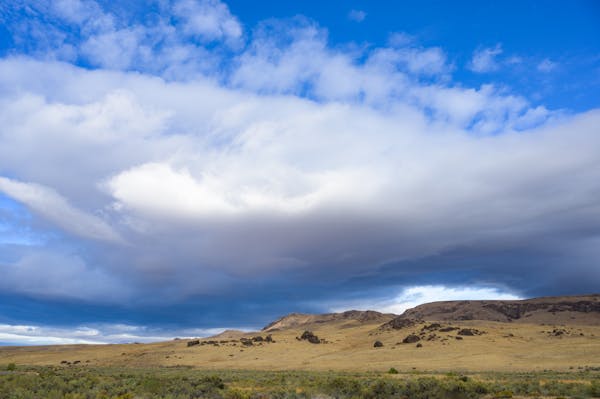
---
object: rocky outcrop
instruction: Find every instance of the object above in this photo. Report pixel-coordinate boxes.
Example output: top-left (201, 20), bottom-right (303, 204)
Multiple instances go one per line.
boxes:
top-left (483, 300), bottom-right (600, 320)
top-left (457, 328), bottom-right (484, 336)
top-left (379, 317), bottom-right (418, 330)
top-left (299, 330), bottom-right (321, 344)
top-left (402, 334), bottom-right (421, 344)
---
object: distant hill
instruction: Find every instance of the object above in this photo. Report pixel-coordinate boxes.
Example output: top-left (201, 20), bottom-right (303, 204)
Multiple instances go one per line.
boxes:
top-left (385, 294), bottom-right (600, 326)
top-left (262, 310), bottom-right (396, 331)
top-left (263, 295), bottom-right (600, 333)
top-left (2, 294), bottom-right (599, 372)
top-left (208, 329), bottom-right (249, 340)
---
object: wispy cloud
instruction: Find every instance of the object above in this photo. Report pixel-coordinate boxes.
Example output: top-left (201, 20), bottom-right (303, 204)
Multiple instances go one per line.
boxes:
top-left (172, 0), bottom-right (243, 43)
top-left (348, 9), bottom-right (367, 22)
top-left (537, 58), bottom-right (557, 72)
top-left (5, 0), bottom-right (240, 77)
top-left (0, 177), bottom-right (121, 243)
top-left (469, 44), bottom-right (503, 72)
top-left (0, 323), bottom-right (247, 345)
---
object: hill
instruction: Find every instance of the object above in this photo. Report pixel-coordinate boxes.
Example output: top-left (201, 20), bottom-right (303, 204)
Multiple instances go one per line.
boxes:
top-left (262, 310), bottom-right (396, 331)
top-left (385, 294), bottom-right (600, 326)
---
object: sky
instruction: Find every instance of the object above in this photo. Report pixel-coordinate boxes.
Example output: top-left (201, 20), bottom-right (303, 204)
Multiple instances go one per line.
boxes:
top-left (0, 0), bottom-right (599, 345)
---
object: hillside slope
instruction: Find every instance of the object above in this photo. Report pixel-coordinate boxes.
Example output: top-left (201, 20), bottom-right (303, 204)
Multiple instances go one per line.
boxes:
top-left (262, 310), bottom-right (395, 332)
top-left (386, 294), bottom-right (600, 325)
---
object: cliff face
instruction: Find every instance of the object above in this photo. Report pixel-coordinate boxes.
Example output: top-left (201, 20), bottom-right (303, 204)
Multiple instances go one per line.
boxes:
top-left (391, 294), bottom-right (600, 325)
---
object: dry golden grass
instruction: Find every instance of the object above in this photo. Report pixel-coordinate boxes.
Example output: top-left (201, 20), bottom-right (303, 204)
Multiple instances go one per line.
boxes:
top-left (2, 319), bottom-right (599, 372)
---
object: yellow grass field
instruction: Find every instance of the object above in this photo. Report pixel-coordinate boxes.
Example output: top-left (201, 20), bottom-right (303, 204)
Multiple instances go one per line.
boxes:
top-left (2, 319), bottom-right (599, 372)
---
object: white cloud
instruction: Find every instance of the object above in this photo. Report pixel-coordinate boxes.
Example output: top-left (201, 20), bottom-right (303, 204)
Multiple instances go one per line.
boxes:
top-left (8, 0), bottom-right (238, 76)
top-left (232, 22), bottom-right (452, 105)
top-left (537, 58), bottom-right (557, 72)
top-left (231, 21), bottom-right (328, 94)
top-left (0, 3), bottom-right (598, 307)
top-left (329, 285), bottom-right (522, 315)
top-left (0, 323), bottom-right (246, 345)
top-left (0, 177), bottom-right (121, 243)
top-left (172, 0), bottom-right (243, 43)
top-left (107, 162), bottom-right (238, 217)
top-left (348, 9), bottom-right (367, 22)
top-left (51, 0), bottom-right (104, 25)
top-left (505, 55), bottom-right (523, 65)
top-left (513, 105), bottom-right (552, 130)
top-left (106, 157), bottom-right (386, 218)
top-left (469, 44), bottom-right (503, 73)
top-left (80, 27), bottom-right (145, 70)
top-left (388, 32), bottom-right (415, 47)
top-left (0, 55), bottom-right (599, 301)
top-left (369, 46), bottom-right (448, 76)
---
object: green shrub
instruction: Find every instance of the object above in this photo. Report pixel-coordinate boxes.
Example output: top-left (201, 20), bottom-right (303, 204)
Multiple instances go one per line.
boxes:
top-left (224, 388), bottom-right (251, 399)
top-left (589, 380), bottom-right (600, 396)
top-left (387, 367), bottom-right (398, 374)
top-left (323, 376), bottom-right (363, 398)
top-left (6, 363), bottom-right (16, 371)
top-left (494, 389), bottom-right (513, 398)
top-left (0, 366), bottom-right (598, 399)
top-left (363, 379), bottom-right (400, 399)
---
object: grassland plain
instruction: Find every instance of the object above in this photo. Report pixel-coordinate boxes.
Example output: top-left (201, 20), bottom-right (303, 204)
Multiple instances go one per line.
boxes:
top-left (2, 320), bottom-right (599, 372)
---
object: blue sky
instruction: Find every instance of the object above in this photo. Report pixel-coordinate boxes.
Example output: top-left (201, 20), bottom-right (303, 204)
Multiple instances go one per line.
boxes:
top-left (0, 0), bottom-right (599, 345)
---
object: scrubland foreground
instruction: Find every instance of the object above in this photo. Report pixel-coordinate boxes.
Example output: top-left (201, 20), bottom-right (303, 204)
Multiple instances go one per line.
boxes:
top-left (1, 365), bottom-right (600, 399)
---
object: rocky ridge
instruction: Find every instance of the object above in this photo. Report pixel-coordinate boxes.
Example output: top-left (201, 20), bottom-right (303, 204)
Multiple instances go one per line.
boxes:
top-left (389, 294), bottom-right (600, 325)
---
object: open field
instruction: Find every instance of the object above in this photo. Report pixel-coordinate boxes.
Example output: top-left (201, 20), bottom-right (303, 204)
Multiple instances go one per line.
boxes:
top-left (1, 319), bottom-right (599, 373)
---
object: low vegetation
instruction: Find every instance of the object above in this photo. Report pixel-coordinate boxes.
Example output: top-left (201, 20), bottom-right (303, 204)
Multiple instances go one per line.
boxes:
top-left (1, 365), bottom-right (599, 399)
